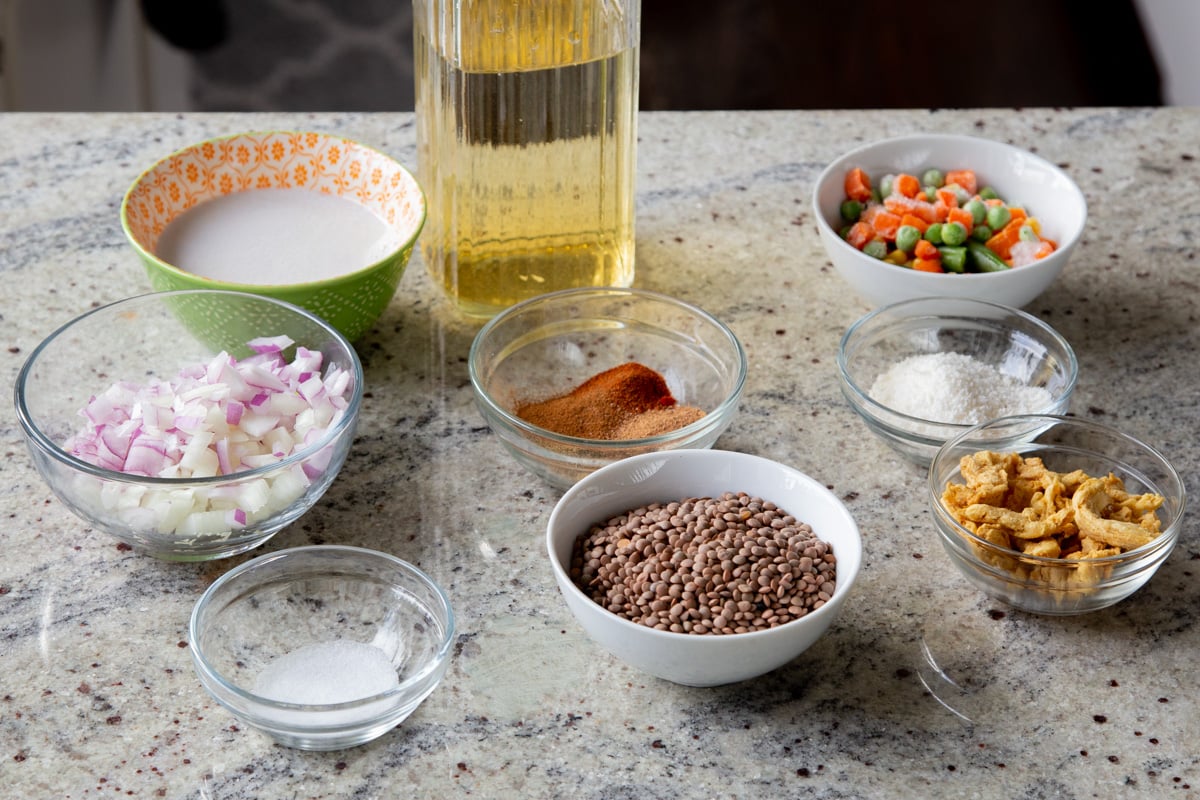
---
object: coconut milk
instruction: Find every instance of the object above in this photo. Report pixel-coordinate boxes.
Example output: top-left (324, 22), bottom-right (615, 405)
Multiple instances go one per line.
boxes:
top-left (155, 189), bottom-right (400, 285)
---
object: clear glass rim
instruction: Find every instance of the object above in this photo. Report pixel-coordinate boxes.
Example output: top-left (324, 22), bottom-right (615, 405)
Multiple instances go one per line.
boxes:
top-left (13, 289), bottom-right (365, 486)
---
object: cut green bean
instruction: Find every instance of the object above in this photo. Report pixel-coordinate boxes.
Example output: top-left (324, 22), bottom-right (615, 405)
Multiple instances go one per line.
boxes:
top-left (938, 246), bottom-right (967, 273)
top-left (1018, 223), bottom-right (1040, 242)
top-left (967, 240), bottom-right (1010, 272)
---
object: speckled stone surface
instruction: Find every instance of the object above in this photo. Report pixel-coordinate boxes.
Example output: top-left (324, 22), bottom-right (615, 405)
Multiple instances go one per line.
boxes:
top-left (2, 109), bottom-right (1198, 799)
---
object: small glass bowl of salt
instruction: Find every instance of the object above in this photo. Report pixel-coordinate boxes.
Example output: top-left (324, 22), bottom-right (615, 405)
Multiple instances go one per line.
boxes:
top-left (836, 297), bottom-right (1078, 467)
top-left (189, 545), bottom-right (454, 751)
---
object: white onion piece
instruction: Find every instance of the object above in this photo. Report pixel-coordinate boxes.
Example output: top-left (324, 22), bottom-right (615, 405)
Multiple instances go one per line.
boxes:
top-left (64, 336), bottom-right (353, 538)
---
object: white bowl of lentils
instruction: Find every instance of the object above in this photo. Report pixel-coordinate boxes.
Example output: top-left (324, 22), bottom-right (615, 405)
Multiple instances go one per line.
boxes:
top-left (546, 449), bottom-right (863, 687)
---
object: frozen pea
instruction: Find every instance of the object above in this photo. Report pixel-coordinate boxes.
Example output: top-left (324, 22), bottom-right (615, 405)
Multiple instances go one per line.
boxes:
top-left (924, 222), bottom-right (944, 245)
top-left (971, 224), bottom-right (993, 242)
top-left (863, 239), bottom-right (888, 259)
top-left (979, 186), bottom-right (1000, 201)
top-left (964, 198), bottom-right (987, 225)
top-left (879, 174), bottom-right (895, 196)
top-left (941, 221), bottom-right (968, 246)
top-left (840, 199), bottom-right (863, 222)
top-left (1018, 224), bottom-right (1040, 242)
top-left (986, 205), bottom-right (1011, 230)
top-left (895, 225), bottom-right (922, 253)
top-left (921, 168), bottom-right (944, 188)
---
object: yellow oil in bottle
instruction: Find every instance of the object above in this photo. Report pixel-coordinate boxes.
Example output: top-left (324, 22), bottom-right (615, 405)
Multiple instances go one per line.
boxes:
top-left (414, 0), bottom-right (639, 317)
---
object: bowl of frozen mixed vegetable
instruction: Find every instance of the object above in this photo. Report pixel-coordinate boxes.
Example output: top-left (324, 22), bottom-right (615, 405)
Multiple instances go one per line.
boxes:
top-left (14, 290), bottom-right (362, 561)
top-left (813, 134), bottom-right (1087, 309)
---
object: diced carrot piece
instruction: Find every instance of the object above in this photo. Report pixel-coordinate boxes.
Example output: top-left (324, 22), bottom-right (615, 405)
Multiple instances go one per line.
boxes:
top-left (935, 187), bottom-right (959, 208)
top-left (844, 168), bottom-right (873, 203)
top-left (985, 219), bottom-right (1024, 260)
top-left (947, 206), bottom-right (974, 234)
top-left (984, 197), bottom-right (1003, 207)
top-left (1008, 207), bottom-right (1028, 225)
top-left (871, 211), bottom-right (903, 240)
top-left (846, 221), bottom-right (874, 250)
top-left (933, 201), bottom-right (951, 223)
top-left (945, 169), bottom-right (978, 195)
top-left (912, 257), bottom-right (945, 273)
top-left (899, 213), bottom-right (929, 233)
top-left (893, 173), bottom-right (921, 198)
top-left (884, 195), bottom-right (938, 224)
top-left (914, 239), bottom-right (939, 260)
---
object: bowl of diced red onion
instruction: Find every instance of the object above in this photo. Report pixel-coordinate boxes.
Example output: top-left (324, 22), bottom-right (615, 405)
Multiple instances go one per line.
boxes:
top-left (813, 133), bottom-right (1087, 309)
top-left (14, 290), bottom-right (362, 560)
top-left (835, 297), bottom-right (1078, 468)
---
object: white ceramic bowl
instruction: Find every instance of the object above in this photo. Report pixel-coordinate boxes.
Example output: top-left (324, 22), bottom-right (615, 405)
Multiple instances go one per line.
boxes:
top-left (189, 545), bottom-right (455, 750)
top-left (929, 416), bottom-right (1185, 615)
top-left (813, 133), bottom-right (1087, 308)
top-left (837, 297), bottom-right (1078, 467)
top-left (546, 449), bottom-right (862, 686)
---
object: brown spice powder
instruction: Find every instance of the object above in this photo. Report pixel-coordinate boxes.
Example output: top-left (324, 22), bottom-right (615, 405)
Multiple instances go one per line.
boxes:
top-left (514, 362), bottom-right (706, 440)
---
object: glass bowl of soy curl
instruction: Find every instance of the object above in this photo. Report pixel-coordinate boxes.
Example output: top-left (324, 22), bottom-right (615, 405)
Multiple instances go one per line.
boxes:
top-left (836, 297), bottom-right (1078, 468)
top-left (929, 415), bottom-right (1185, 615)
top-left (469, 287), bottom-right (748, 490)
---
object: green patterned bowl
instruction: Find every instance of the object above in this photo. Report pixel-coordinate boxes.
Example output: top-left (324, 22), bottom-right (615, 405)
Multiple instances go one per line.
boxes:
top-left (121, 131), bottom-right (425, 342)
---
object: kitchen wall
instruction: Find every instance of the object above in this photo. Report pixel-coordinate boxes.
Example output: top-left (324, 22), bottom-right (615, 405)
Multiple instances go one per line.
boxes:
top-left (1, 0), bottom-right (1196, 111)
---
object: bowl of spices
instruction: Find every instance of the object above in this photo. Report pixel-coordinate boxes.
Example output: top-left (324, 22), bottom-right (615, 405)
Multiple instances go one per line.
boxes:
top-left (836, 297), bottom-right (1078, 467)
top-left (121, 130), bottom-right (426, 342)
top-left (469, 287), bottom-right (747, 490)
top-left (189, 545), bottom-right (455, 750)
top-left (929, 415), bottom-right (1185, 615)
top-left (546, 449), bottom-right (863, 686)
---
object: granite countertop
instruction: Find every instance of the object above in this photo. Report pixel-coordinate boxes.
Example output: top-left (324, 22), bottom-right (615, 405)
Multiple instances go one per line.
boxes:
top-left (1, 109), bottom-right (1197, 799)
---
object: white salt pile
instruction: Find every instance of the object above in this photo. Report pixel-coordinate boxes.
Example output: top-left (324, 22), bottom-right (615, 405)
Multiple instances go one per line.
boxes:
top-left (254, 640), bottom-right (399, 705)
top-left (868, 352), bottom-right (1054, 424)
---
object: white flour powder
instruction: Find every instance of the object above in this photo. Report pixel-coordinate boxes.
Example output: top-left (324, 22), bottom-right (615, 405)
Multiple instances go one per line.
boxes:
top-left (868, 351), bottom-right (1054, 424)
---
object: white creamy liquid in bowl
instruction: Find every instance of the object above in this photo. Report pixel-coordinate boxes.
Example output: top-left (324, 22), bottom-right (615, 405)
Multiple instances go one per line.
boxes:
top-left (155, 189), bottom-right (402, 285)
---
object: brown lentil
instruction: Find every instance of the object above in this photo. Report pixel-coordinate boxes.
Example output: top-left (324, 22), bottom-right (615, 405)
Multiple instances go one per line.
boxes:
top-left (568, 492), bottom-right (837, 634)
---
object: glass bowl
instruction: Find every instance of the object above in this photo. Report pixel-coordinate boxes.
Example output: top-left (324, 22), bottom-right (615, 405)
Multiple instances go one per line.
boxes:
top-left (189, 545), bottom-right (455, 751)
top-left (929, 415), bottom-right (1185, 615)
top-left (546, 449), bottom-right (863, 686)
top-left (469, 287), bottom-right (747, 490)
top-left (837, 297), bottom-right (1077, 467)
top-left (14, 290), bottom-right (362, 561)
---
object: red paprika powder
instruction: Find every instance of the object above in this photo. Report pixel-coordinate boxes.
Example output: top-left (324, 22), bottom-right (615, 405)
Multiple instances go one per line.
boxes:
top-left (514, 362), bottom-right (706, 440)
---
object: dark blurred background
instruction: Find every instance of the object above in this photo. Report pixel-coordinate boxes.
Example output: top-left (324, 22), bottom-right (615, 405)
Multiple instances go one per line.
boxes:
top-left (0, 0), bottom-right (1184, 111)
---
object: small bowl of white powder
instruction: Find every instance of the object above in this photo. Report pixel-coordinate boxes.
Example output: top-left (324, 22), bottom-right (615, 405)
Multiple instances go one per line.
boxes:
top-left (836, 297), bottom-right (1077, 467)
top-left (189, 545), bottom-right (454, 750)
